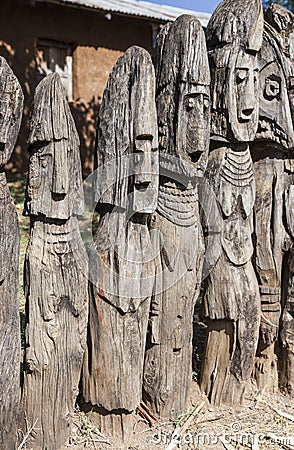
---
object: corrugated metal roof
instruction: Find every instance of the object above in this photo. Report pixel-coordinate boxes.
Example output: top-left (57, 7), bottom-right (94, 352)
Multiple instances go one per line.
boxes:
top-left (35, 0), bottom-right (211, 26)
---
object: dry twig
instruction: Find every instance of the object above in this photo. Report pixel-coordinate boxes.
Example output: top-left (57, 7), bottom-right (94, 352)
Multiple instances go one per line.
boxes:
top-left (137, 402), bottom-right (158, 427)
top-left (166, 401), bottom-right (206, 450)
top-left (17, 419), bottom-right (38, 449)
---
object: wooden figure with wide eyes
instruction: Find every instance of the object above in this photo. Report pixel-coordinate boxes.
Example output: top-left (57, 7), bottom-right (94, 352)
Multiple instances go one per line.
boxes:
top-left (251, 4), bottom-right (294, 395)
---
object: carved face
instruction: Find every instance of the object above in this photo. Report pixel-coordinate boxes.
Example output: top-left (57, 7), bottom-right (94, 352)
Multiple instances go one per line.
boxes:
top-left (177, 86), bottom-right (210, 164)
top-left (26, 72), bottom-right (84, 219)
top-left (25, 138), bottom-right (83, 220)
top-left (131, 136), bottom-right (159, 214)
top-left (228, 50), bottom-right (259, 142)
top-left (255, 38), bottom-right (294, 148)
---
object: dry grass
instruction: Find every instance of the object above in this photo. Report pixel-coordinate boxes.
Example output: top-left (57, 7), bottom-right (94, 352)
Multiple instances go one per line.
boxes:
top-left (190, 392), bottom-right (294, 450)
top-left (52, 388), bottom-right (294, 450)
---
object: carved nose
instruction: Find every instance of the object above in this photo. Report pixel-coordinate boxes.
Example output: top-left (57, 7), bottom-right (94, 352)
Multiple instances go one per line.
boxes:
top-left (242, 108), bottom-right (254, 116)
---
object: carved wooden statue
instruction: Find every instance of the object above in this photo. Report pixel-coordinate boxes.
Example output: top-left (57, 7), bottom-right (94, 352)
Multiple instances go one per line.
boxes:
top-left (142, 15), bottom-right (210, 419)
top-left (0, 56), bottom-right (23, 449)
top-left (22, 73), bottom-right (88, 449)
top-left (200, 0), bottom-right (263, 405)
top-left (282, 248), bottom-right (294, 396)
top-left (82, 46), bottom-right (158, 440)
top-left (252, 4), bottom-right (294, 394)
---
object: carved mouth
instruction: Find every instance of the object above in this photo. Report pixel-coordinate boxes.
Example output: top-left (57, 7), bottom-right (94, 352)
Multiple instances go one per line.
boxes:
top-left (52, 193), bottom-right (66, 201)
top-left (135, 182), bottom-right (150, 192)
top-left (188, 151), bottom-right (202, 163)
top-left (238, 108), bottom-right (255, 122)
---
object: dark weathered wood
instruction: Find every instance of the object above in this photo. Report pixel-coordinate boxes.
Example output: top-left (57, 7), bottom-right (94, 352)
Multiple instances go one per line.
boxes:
top-left (252, 4), bottom-right (294, 394)
top-left (0, 56), bottom-right (23, 449)
top-left (143, 15), bottom-right (210, 419)
top-left (154, 22), bottom-right (171, 82)
top-left (24, 72), bottom-right (84, 219)
top-left (280, 247), bottom-right (294, 396)
top-left (200, 0), bottom-right (263, 406)
top-left (0, 57), bottom-right (24, 166)
top-left (22, 73), bottom-right (88, 449)
top-left (82, 46), bottom-right (158, 441)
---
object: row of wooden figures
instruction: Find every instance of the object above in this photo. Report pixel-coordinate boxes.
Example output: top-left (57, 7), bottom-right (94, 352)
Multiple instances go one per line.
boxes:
top-left (1, 0), bottom-right (294, 448)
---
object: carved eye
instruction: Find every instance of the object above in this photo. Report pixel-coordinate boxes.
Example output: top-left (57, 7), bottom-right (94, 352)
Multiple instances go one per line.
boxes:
top-left (235, 69), bottom-right (248, 84)
top-left (203, 96), bottom-right (210, 112)
top-left (253, 69), bottom-right (259, 83)
top-left (264, 77), bottom-right (281, 100)
top-left (185, 97), bottom-right (195, 111)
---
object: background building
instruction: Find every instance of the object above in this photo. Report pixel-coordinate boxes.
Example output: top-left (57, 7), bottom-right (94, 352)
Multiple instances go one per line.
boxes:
top-left (1, 0), bottom-right (210, 174)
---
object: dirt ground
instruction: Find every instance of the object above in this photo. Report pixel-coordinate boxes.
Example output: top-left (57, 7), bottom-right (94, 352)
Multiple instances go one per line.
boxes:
top-left (59, 385), bottom-right (294, 450)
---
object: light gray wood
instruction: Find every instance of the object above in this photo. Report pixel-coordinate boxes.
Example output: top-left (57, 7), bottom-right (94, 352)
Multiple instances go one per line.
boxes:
top-left (200, 0), bottom-right (263, 406)
top-left (0, 56), bottom-right (23, 449)
top-left (82, 46), bottom-right (158, 441)
top-left (22, 73), bottom-right (88, 449)
top-left (252, 4), bottom-right (294, 394)
top-left (143, 15), bottom-right (210, 419)
top-left (206, 0), bottom-right (263, 144)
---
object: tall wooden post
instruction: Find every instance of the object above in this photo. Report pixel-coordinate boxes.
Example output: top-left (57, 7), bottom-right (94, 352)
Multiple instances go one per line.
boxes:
top-left (200, 0), bottom-right (263, 405)
top-left (0, 56), bottom-right (23, 449)
top-left (142, 15), bottom-right (211, 419)
top-left (22, 73), bottom-right (88, 449)
top-left (252, 4), bottom-right (294, 394)
top-left (82, 46), bottom-right (158, 441)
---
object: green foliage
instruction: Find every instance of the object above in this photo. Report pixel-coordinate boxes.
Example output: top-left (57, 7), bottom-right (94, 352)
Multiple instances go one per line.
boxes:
top-left (263, 0), bottom-right (294, 12)
top-left (192, 371), bottom-right (199, 382)
top-left (171, 409), bottom-right (191, 427)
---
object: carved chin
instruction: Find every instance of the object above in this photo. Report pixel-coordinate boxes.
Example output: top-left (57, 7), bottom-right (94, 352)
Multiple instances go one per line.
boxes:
top-left (238, 115), bottom-right (252, 123)
top-left (132, 186), bottom-right (157, 214)
top-left (186, 128), bottom-right (208, 154)
top-left (229, 109), bottom-right (258, 142)
top-left (186, 136), bottom-right (199, 153)
top-left (229, 99), bottom-right (258, 142)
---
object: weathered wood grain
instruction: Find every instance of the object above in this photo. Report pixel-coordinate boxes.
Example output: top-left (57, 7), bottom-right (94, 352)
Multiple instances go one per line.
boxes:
top-left (252, 4), bottom-right (294, 394)
top-left (0, 56), bottom-right (23, 449)
top-left (24, 72), bottom-right (84, 219)
top-left (200, 0), bottom-right (263, 406)
top-left (82, 46), bottom-right (158, 441)
top-left (280, 247), bottom-right (294, 396)
top-left (143, 15), bottom-right (210, 419)
top-left (22, 73), bottom-right (88, 449)
top-left (206, 0), bottom-right (263, 144)
top-left (0, 57), bottom-right (24, 166)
